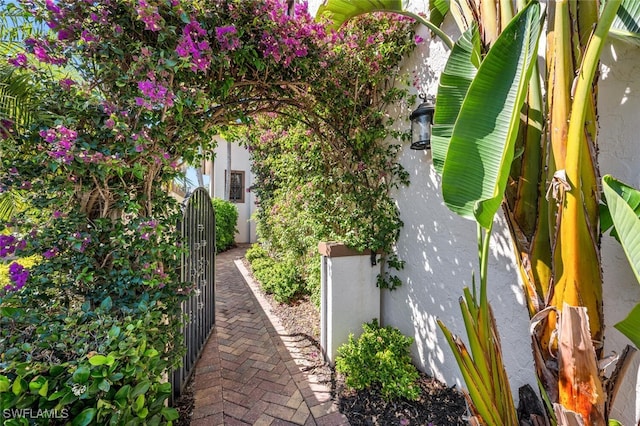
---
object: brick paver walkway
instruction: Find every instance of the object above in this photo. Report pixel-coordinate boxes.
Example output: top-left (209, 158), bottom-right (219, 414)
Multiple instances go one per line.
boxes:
top-left (190, 246), bottom-right (349, 425)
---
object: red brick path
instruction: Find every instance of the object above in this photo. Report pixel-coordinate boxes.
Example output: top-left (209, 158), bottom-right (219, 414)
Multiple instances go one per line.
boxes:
top-left (190, 246), bottom-right (349, 425)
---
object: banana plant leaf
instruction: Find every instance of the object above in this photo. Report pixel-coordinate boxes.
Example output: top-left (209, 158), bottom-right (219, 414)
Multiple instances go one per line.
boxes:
top-left (441, 1), bottom-right (543, 229)
top-left (429, 0), bottom-right (449, 29)
top-left (315, 0), bottom-right (454, 48)
top-left (608, 0), bottom-right (640, 45)
top-left (431, 25), bottom-right (481, 175)
top-left (602, 174), bottom-right (640, 349)
top-left (315, 0), bottom-right (404, 29)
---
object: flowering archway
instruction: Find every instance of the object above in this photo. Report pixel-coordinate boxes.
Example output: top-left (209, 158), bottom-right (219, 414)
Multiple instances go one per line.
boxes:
top-left (0, 1), bottom-right (417, 422)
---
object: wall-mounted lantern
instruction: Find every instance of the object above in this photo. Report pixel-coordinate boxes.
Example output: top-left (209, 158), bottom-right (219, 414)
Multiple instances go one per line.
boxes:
top-left (409, 94), bottom-right (435, 150)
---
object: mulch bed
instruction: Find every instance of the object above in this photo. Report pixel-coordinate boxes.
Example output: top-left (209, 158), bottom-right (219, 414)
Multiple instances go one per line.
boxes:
top-left (173, 257), bottom-right (469, 425)
top-left (336, 373), bottom-right (467, 425)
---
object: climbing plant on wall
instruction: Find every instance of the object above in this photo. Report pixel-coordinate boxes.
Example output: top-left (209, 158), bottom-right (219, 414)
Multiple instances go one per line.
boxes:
top-left (243, 11), bottom-right (417, 301)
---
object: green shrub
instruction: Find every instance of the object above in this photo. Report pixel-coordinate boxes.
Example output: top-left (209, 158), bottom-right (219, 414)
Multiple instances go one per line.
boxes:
top-left (247, 246), bottom-right (305, 304)
top-left (245, 243), bottom-right (268, 262)
top-left (335, 319), bottom-right (420, 401)
top-left (303, 255), bottom-right (321, 308)
top-left (211, 198), bottom-right (238, 253)
top-left (0, 297), bottom-right (180, 425)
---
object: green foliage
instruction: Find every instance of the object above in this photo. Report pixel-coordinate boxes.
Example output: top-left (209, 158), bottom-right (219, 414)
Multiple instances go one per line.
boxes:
top-left (248, 247), bottom-right (305, 304)
top-left (245, 243), bottom-right (268, 263)
top-left (245, 12), bottom-right (416, 304)
top-left (0, 1), bottom-right (414, 422)
top-left (602, 175), bottom-right (640, 349)
top-left (211, 198), bottom-right (238, 253)
top-left (440, 2), bottom-right (542, 229)
top-left (335, 319), bottom-right (420, 401)
top-left (0, 295), bottom-right (179, 425)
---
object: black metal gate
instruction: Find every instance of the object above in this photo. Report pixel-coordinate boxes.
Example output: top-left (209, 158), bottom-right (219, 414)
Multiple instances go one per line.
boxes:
top-left (171, 187), bottom-right (216, 403)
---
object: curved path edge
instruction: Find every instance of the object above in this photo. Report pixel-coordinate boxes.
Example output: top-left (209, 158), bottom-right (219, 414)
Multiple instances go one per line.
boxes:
top-left (189, 247), bottom-right (348, 426)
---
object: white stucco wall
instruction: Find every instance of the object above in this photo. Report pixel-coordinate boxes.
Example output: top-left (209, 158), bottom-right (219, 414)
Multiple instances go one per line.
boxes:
top-left (306, 1), bottom-right (640, 421)
top-left (382, 15), bottom-right (538, 403)
top-left (599, 38), bottom-right (640, 423)
top-left (319, 249), bottom-right (381, 364)
top-left (381, 4), bottom-right (640, 425)
top-left (211, 137), bottom-right (257, 244)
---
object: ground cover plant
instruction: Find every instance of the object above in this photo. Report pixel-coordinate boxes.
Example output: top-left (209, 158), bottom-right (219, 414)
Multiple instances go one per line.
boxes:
top-left (0, 1), bottom-right (424, 424)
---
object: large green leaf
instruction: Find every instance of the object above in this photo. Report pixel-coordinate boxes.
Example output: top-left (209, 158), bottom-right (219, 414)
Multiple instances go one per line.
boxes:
top-left (315, 0), bottom-right (454, 48)
top-left (315, 0), bottom-right (404, 29)
top-left (615, 304), bottom-right (640, 349)
top-left (602, 175), bottom-right (640, 349)
top-left (432, 25), bottom-right (481, 175)
top-left (429, 0), bottom-right (449, 29)
top-left (602, 175), bottom-right (640, 283)
top-left (441, 1), bottom-right (543, 229)
top-left (609, 0), bottom-right (640, 45)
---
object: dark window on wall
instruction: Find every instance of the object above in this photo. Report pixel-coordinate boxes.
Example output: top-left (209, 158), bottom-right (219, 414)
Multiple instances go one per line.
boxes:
top-left (286, 0), bottom-right (296, 16)
top-left (228, 170), bottom-right (245, 203)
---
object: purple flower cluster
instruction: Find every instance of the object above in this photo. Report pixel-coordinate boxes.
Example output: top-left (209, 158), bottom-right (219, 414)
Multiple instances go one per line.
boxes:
top-left (5, 262), bottom-right (29, 292)
top-left (215, 25), bottom-right (241, 51)
top-left (1, 235), bottom-right (25, 258)
top-left (26, 38), bottom-right (67, 66)
top-left (8, 53), bottom-right (28, 68)
top-left (75, 151), bottom-right (112, 164)
top-left (1, 119), bottom-right (14, 140)
top-left (44, 0), bottom-right (66, 29)
top-left (40, 125), bottom-right (78, 164)
top-left (136, 0), bottom-right (163, 32)
top-left (71, 232), bottom-right (91, 253)
top-left (176, 20), bottom-right (212, 72)
top-left (136, 79), bottom-right (174, 110)
top-left (138, 219), bottom-right (158, 240)
top-left (43, 247), bottom-right (59, 259)
top-left (258, 0), bottom-right (324, 67)
top-left (59, 78), bottom-right (76, 90)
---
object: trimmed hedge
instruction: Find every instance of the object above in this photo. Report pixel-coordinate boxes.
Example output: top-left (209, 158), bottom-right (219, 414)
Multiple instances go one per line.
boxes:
top-left (246, 244), bottom-right (306, 304)
top-left (211, 198), bottom-right (238, 253)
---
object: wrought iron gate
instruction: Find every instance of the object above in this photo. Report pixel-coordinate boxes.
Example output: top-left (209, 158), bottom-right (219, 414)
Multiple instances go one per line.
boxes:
top-left (171, 187), bottom-right (216, 403)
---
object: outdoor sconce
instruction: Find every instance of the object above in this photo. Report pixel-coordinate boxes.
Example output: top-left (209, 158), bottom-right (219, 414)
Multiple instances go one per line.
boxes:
top-left (409, 94), bottom-right (435, 150)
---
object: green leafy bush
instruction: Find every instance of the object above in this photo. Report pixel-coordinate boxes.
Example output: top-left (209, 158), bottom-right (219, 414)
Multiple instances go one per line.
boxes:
top-left (245, 243), bottom-right (268, 263)
top-left (335, 319), bottom-right (420, 401)
top-left (211, 198), bottom-right (238, 253)
top-left (0, 297), bottom-right (179, 425)
top-left (247, 244), bottom-right (305, 303)
top-left (243, 11), bottom-right (417, 305)
top-left (250, 254), bottom-right (304, 304)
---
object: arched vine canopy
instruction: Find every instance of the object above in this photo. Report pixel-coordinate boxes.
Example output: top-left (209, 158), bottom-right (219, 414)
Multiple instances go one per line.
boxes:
top-left (0, 0), bottom-right (417, 343)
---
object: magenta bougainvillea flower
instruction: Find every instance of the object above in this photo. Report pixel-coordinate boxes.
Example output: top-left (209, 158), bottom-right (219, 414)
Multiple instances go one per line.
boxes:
top-left (8, 53), bottom-right (28, 68)
top-left (6, 262), bottom-right (29, 292)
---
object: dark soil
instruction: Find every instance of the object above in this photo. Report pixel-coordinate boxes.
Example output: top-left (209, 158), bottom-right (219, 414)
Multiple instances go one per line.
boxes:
top-left (173, 377), bottom-right (194, 426)
top-left (173, 256), bottom-right (469, 425)
top-left (336, 374), bottom-right (468, 425)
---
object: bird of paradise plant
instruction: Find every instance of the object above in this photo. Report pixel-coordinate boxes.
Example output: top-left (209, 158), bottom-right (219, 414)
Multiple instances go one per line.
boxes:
top-left (317, 0), bottom-right (640, 424)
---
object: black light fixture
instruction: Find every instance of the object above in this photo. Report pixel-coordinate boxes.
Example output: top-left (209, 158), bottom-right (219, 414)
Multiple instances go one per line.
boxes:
top-left (409, 94), bottom-right (435, 150)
